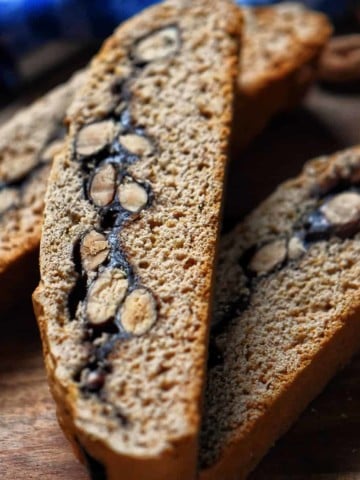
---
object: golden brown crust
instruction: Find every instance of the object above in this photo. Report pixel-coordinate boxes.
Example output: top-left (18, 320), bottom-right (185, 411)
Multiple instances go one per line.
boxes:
top-left (201, 304), bottom-right (360, 480)
top-left (34, 1), bottom-right (242, 479)
top-left (200, 146), bottom-right (360, 479)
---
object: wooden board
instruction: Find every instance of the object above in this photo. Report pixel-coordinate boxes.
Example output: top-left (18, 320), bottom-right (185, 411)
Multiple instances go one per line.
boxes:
top-left (1, 82), bottom-right (360, 479)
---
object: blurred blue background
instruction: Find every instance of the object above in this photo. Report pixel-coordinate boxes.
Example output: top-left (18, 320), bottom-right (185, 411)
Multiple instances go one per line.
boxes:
top-left (0, 0), bottom-right (357, 91)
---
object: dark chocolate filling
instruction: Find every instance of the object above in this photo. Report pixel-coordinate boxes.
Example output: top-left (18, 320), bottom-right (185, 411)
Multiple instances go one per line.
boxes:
top-left (70, 113), bottom-right (156, 389)
top-left (69, 103), bottom-right (156, 318)
top-left (302, 186), bottom-right (360, 242)
top-left (69, 25), bottom-right (181, 403)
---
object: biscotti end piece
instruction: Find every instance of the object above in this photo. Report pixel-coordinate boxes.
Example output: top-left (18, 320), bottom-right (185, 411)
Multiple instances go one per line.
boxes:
top-left (236, 2), bottom-right (332, 150)
top-left (33, 1), bottom-right (242, 479)
top-left (200, 146), bottom-right (360, 480)
top-left (0, 72), bottom-right (84, 311)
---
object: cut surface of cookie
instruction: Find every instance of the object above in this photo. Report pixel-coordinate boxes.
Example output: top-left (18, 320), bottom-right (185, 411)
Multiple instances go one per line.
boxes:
top-left (199, 146), bottom-right (360, 480)
top-left (33, 1), bottom-right (242, 479)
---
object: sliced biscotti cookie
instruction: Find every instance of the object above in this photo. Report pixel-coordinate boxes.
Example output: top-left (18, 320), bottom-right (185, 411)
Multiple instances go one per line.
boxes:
top-left (237, 2), bottom-right (332, 149)
top-left (0, 7), bottom-right (331, 311)
top-left (0, 72), bottom-right (83, 311)
top-left (200, 147), bottom-right (360, 480)
top-left (33, 1), bottom-right (242, 479)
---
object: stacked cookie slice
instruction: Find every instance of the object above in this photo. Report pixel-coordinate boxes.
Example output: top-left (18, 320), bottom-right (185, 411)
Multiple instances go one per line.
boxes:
top-left (200, 147), bottom-right (360, 479)
top-left (0, 72), bottom-right (84, 310)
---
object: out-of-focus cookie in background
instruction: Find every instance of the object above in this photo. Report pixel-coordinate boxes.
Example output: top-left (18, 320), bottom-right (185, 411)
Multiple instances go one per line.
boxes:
top-left (242, 1), bottom-right (360, 88)
top-left (0, 0), bottom-right (358, 100)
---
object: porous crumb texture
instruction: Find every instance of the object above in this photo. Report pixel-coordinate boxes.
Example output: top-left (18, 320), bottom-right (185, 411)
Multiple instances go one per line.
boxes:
top-left (33, 1), bottom-right (242, 479)
top-left (200, 147), bottom-right (360, 480)
top-left (235, 2), bottom-right (332, 150)
top-left (0, 73), bottom-right (83, 310)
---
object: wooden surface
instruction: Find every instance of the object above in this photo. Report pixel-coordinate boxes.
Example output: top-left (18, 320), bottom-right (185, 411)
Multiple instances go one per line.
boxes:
top-left (2, 79), bottom-right (360, 479)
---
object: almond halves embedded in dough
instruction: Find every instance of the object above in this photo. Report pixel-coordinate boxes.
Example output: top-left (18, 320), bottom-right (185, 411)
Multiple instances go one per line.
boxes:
top-left (119, 134), bottom-right (153, 156)
top-left (134, 26), bottom-right (180, 64)
top-left (76, 120), bottom-right (116, 156)
top-left (80, 230), bottom-right (110, 272)
top-left (248, 239), bottom-right (287, 276)
top-left (86, 268), bottom-right (128, 327)
top-left (320, 192), bottom-right (360, 226)
top-left (89, 163), bottom-right (117, 207)
top-left (118, 180), bottom-right (148, 213)
top-left (288, 236), bottom-right (306, 260)
top-left (120, 288), bottom-right (157, 335)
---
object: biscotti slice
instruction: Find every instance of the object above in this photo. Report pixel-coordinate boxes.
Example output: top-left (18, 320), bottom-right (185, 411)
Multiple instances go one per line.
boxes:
top-left (0, 72), bottom-right (83, 311)
top-left (200, 147), bottom-right (360, 480)
top-left (0, 6), bottom-right (331, 314)
top-left (237, 2), bottom-right (332, 150)
top-left (33, 1), bottom-right (242, 479)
